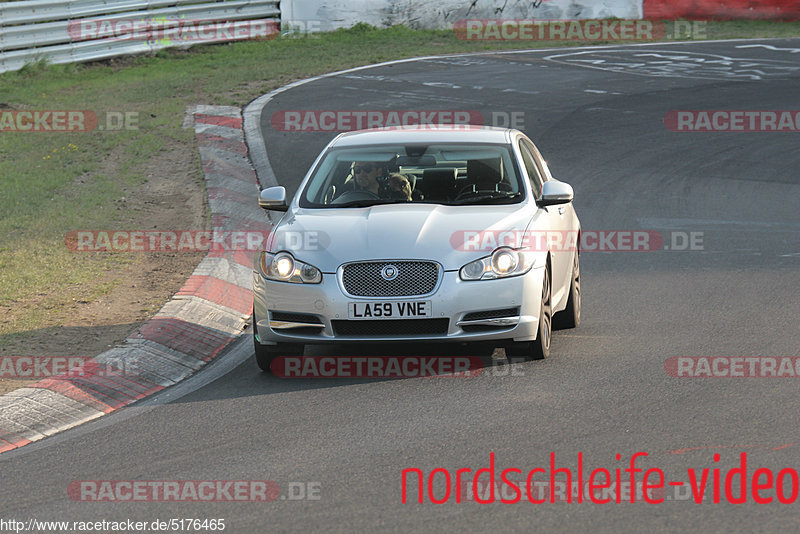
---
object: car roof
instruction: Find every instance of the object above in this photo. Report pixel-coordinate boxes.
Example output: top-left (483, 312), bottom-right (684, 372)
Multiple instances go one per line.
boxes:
top-left (329, 125), bottom-right (516, 147)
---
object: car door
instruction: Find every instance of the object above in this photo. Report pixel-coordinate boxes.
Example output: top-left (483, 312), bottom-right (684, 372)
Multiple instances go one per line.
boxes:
top-left (518, 138), bottom-right (572, 307)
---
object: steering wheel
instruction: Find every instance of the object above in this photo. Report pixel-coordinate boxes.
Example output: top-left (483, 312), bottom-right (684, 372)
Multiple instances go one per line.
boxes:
top-left (331, 190), bottom-right (381, 205)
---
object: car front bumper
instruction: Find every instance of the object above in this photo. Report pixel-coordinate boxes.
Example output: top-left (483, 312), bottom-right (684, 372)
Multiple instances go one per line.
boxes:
top-left (252, 266), bottom-right (545, 346)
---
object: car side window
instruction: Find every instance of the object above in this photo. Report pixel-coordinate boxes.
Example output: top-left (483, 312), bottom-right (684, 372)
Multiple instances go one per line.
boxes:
top-left (518, 140), bottom-right (544, 198)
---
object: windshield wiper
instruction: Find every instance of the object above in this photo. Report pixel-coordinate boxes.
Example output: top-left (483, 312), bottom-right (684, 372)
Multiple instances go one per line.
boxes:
top-left (448, 192), bottom-right (522, 205)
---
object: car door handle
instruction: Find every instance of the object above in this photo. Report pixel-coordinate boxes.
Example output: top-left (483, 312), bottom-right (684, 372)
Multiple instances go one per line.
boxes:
top-left (558, 207), bottom-right (565, 215)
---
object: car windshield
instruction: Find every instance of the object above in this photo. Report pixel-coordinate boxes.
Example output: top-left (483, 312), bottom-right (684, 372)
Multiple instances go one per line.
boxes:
top-left (299, 143), bottom-right (524, 208)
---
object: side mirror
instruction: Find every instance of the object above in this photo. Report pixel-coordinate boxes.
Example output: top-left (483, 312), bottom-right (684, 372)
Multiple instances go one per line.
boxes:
top-left (537, 180), bottom-right (573, 207)
top-left (259, 186), bottom-right (288, 211)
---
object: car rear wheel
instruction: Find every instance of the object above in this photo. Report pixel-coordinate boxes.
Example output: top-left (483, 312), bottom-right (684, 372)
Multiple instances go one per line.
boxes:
top-left (253, 312), bottom-right (304, 373)
top-left (506, 264), bottom-right (552, 361)
top-left (554, 251), bottom-right (580, 329)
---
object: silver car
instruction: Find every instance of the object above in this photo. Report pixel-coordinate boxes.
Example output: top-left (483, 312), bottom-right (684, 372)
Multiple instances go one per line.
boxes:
top-left (252, 126), bottom-right (581, 372)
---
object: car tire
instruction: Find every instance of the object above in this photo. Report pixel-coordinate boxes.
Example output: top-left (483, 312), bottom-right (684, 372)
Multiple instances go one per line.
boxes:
top-left (252, 312), bottom-right (304, 373)
top-left (554, 251), bottom-right (580, 330)
top-left (506, 263), bottom-right (552, 361)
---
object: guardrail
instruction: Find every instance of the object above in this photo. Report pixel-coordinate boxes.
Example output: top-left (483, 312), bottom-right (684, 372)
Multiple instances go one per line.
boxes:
top-left (0, 0), bottom-right (280, 74)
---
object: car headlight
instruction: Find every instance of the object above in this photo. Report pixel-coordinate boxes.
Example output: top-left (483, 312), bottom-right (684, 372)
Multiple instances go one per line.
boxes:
top-left (459, 247), bottom-right (537, 281)
top-left (259, 252), bottom-right (322, 284)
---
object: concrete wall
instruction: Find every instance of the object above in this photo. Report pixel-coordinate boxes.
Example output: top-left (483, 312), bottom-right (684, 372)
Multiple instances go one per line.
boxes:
top-left (281, 0), bottom-right (644, 31)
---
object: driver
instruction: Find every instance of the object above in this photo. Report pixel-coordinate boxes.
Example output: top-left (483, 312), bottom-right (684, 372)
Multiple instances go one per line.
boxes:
top-left (352, 161), bottom-right (386, 195)
top-left (343, 161), bottom-right (413, 201)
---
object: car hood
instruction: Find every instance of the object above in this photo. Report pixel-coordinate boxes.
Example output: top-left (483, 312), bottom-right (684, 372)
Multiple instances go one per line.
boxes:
top-left (268, 203), bottom-right (534, 272)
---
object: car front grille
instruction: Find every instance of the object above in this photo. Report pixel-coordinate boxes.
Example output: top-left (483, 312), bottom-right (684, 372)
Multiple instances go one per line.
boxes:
top-left (341, 261), bottom-right (440, 297)
top-left (332, 319), bottom-right (449, 337)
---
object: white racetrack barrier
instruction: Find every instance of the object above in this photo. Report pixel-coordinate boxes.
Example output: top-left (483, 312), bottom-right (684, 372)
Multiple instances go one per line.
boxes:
top-left (0, 0), bottom-right (280, 73)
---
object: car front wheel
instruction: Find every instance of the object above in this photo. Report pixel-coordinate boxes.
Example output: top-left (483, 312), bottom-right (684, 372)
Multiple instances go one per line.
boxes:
top-left (506, 264), bottom-right (552, 361)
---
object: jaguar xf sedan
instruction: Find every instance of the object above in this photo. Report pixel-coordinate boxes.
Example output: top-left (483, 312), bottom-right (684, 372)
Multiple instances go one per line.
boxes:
top-left (252, 126), bottom-right (581, 372)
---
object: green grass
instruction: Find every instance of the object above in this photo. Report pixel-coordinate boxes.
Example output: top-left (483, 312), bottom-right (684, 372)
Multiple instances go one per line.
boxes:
top-left (1, 21), bottom-right (799, 337)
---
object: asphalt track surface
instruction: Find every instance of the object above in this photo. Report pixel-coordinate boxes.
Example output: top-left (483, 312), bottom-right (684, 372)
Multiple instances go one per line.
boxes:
top-left (2, 39), bottom-right (800, 532)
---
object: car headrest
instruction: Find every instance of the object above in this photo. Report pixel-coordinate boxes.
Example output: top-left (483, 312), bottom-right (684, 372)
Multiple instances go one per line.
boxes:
top-left (421, 168), bottom-right (458, 201)
top-left (467, 158), bottom-right (503, 189)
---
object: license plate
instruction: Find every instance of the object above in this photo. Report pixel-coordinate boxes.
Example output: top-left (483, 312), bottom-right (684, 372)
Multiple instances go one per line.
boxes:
top-left (348, 301), bottom-right (432, 320)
